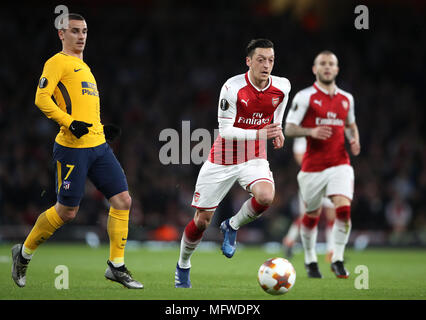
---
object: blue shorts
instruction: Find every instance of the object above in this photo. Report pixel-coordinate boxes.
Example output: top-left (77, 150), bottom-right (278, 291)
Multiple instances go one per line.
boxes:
top-left (53, 142), bottom-right (128, 207)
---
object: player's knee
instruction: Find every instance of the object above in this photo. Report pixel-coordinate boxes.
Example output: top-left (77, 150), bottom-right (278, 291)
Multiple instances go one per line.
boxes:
top-left (195, 220), bottom-right (209, 231)
top-left (194, 210), bottom-right (213, 231)
top-left (120, 193), bottom-right (132, 210)
top-left (194, 216), bottom-right (211, 231)
top-left (331, 195), bottom-right (351, 208)
top-left (56, 205), bottom-right (79, 222)
top-left (255, 192), bottom-right (274, 206)
top-left (251, 182), bottom-right (275, 206)
top-left (109, 191), bottom-right (132, 210)
top-left (306, 208), bottom-right (321, 217)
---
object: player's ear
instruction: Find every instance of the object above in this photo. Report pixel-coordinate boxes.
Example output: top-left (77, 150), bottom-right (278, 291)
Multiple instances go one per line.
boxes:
top-left (312, 64), bottom-right (317, 76)
top-left (246, 56), bottom-right (251, 68)
top-left (58, 29), bottom-right (64, 41)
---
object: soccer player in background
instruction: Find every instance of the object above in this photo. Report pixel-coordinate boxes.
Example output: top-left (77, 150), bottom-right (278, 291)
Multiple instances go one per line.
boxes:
top-left (175, 39), bottom-right (291, 288)
top-left (285, 51), bottom-right (360, 278)
top-left (11, 13), bottom-right (143, 289)
top-left (282, 137), bottom-right (335, 262)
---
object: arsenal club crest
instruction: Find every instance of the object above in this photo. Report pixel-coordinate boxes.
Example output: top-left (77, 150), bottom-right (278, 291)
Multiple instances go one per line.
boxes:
top-left (342, 100), bottom-right (349, 109)
top-left (272, 97), bottom-right (280, 107)
top-left (193, 192), bottom-right (200, 203)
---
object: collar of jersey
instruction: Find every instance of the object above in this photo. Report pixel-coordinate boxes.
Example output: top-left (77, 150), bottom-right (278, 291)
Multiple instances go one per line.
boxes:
top-left (314, 82), bottom-right (341, 97)
top-left (60, 51), bottom-right (86, 64)
top-left (245, 72), bottom-right (271, 92)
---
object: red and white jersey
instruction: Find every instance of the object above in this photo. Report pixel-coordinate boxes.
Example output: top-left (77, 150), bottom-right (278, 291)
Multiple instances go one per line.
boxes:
top-left (208, 72), bottom-right (291, 165)
top-left (286, 82), bottom-right (355, 172)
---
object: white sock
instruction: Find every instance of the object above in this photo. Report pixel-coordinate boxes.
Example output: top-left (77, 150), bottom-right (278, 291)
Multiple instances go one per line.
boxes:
top-left (285, 219), bottom-right (301, 244)
top-left (331, 218), bottom-right (352, 262)
top-left (109, 261), bottom-right (124, 268)
top-left (178, 233), bottom-right (201, 269)
top-left (21, 245), bottom-right (33, 260)
top-left (301, 225), bottom-right (318, 264)
top-left (229, 199), bottom-right (260, 230)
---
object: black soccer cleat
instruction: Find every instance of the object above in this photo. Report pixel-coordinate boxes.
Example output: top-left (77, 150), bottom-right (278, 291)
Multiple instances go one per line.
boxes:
top-left (305, 262), bottom-right (323, 278)
top-left (11, 244), bottom-right (29, 288)
top-left (331, 261), bottom-right (350, 279)
top-left (105, 260), bottom-right (144, 289)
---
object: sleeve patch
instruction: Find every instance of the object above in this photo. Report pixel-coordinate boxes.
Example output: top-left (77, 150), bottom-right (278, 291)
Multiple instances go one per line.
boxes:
top-left (220, 99), bottom-right (229, 111)
top-left (39, 77), bottom-right (48, 89)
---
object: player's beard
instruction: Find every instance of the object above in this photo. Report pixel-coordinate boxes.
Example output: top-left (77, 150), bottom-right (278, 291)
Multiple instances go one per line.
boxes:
top-left (318, 73), bottom-right (336, 85)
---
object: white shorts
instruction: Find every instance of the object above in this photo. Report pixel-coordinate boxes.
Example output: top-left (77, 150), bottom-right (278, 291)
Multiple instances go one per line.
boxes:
top-left (297, 192), bottom-right (335, 214)
top-left (191, 159), bottom-right (274, 210)
top-left (297, 164), bottom-right (354, 212)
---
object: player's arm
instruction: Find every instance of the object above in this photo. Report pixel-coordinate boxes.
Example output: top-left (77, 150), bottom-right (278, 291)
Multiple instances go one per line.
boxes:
top-left (218, 83), bottom-right (258, 141)
top-left (345, 122), bottom-right (360, 156)
top-left (344, 94), bottom-right (360, 155)
top-left (285, 123), bottom-right (332, 140)
top-left (35, 59), bottom-right (74, 128)
top-left (217, 83), bottom-right (253, 140)
top-left (273, 79), bottom-right (291, 130)
top-left (217, 83), bottom-right (280, 141)
top-left (35, 59), bottom-right (92, 138)
top-left (271, 78), bottom-right (291, 149)
top-left (285, 92), bottom-right (332, 140)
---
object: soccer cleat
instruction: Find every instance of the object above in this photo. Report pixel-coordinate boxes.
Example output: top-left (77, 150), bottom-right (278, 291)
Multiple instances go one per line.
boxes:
top-left (174, 263), bottom-right (192, 288)
top-left (104, 260), bottom-right (144, 289)
top-left (305, 262), bottom-right (323, 278)
top-left (331, 261), bottom-right (350, 279)
top-left (11, 244), bottom-right (29, 288)
top-left (220, 219), bottom-right (237, 258)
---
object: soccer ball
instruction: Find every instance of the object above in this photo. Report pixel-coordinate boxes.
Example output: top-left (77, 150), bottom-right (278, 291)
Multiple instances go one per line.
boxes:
top-left (257, 257), bottom-right (296, 295)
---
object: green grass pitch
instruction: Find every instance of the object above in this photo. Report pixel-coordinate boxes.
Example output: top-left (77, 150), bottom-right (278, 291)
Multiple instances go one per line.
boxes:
top-left (0, 243), bottom-right (425, 300)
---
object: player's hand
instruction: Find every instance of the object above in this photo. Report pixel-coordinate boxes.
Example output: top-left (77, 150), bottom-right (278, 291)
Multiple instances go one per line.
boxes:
top-left (272, 131), bottom-right (285, 149)
top-left (104, 124), bottom-right (122, 142)
top-left (349, 138), bottom-right (361, 156)
top-left (310, 126), bottom-right (332, 140)
top-left (257, 123), bottom-right (281, 140)
top-left (69, 120), bottom-right (93, 139)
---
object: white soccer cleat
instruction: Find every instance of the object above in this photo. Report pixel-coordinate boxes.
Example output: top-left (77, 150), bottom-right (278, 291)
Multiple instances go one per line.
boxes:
top-left (104, 260), bottom-right (144, 289)
top-left (11, 244), bottom-right (29, 288)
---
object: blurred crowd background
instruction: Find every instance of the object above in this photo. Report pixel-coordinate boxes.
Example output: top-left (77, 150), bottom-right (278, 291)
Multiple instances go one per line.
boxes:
top-left (0, 0), bottom-right (425, 247)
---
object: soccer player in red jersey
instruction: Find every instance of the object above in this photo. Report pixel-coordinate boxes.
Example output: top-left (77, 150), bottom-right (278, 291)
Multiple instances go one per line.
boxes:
top-left (175, 39), bottom-right (291, 288)
top-left (285, 51), bottom-right (360, 278)
top-left (282, 137), bottom-right (336, 262)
